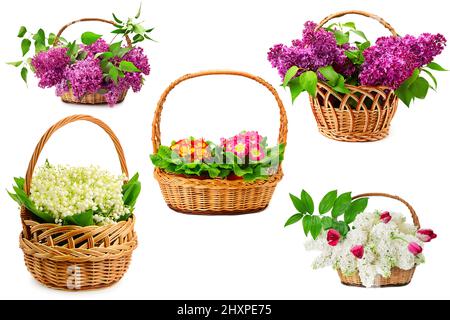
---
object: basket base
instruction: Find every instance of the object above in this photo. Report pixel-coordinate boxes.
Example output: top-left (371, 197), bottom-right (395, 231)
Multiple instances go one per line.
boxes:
top-left (340, 281), bottom-right (411, 288)
top-left (60, 90), bottom-right (127, 105)
top-left (318, 128), bottom-right (389, 142)
top-left (167, 204), bottom-right (269, 216)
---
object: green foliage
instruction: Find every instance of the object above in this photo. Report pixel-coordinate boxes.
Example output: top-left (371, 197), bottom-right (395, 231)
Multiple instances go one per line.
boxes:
top-left (111, 4), bottom-right (155, 43)
top-left (150, 143), bottom-right (285, 183)
top-left (285, 189), bottom-right (368, 240)
top-left (81, 31), bottom-right (102, 45)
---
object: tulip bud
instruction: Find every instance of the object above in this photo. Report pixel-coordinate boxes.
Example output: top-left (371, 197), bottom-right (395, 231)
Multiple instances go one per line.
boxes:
top-left (350, 245), bottom-right (364, 259)
top-left (327, 229), bottom-right (340, 246)
top-left (417, 229), bottom-right (437, 243)
top-left (380, 211), bottom-right (392, 224)
top-left (408, 242), bottom-right (423, 256)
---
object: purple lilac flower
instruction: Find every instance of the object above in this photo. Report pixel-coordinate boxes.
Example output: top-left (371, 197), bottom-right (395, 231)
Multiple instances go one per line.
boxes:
top-left (359, 33), bottom-right (446, 89)
top-left (65, 56), bottom-right (103, 99)
top-left (104, 78), bottom-right (128, 105)
top-left (268, 21), bottom-right (354, 79)
top-left (81, 38), bottom-right (110, 57)
top-left (122, 47), bottom-right (151, 92)
top-left (31, 47), bottom-right (70, 88)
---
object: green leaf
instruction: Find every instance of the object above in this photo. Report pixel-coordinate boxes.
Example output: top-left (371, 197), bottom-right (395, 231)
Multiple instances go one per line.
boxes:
top-left (319, 190), bottom-right (337, 214)
top-left (132, 34), bottom-right (145, 43)
top-left (334, 30), bottom-right (349, 45)
top-left (301, 190), bottom-right (314, 214)
top-left (289, 193), bottom-right (307, 214)
top-left (287, 77), bottom-right (303, 103)
top-left (109, 66), bottom-right (119, 84)
top-left (402, 69), bottom-right (420, 88)
top-left (111, 29), bottom-right (126, 34)
top-left (409, 77), bottom-right (429, 99)
top-left (318, 66), bottom-right (339, 86)
top-left (283, 66), bottom-right (299, 87)
top-left (112, 13), bottom-right (123, 24)
top-left (350, 29), bottom-right (368, 41)
top-left (48, 33), bottom-right (56, 45)
top-left (21, 39), bottom-right (31, 56)
top-left (18, 26), bottom-right (27, 38)
top-left (344, 198), bottom-right (368, 224)
top-left (310, 216), bottom-right (323, 240)
top-left (427, 62), bottom-right (447, 71)
top-left (109, 41), bottom-right (122, 54)
top-left (299, 71), bottom-right (318, 97)
top-left (332, 75), bottom-right (351, 94)
top-left (395, 83), bottom-right (414, 107)
top-left (133, 24), bottom-right (146, 35)
top-left (63, 210), bottom-right (94, 227)
top-left (284, 213), bottom-right (303, 227)
top-left (333, 221), bottom-right (350, 237)
top-left (119, 60), bottom-right (141, 72)
top-left (422, 69), bottom-right (438, 89)
top-left (7, 61), bottom-right (22, 67)
top-left (321, 216), bottom-right (333, 230)
top-left (32, 29), bottom-right (45, 45)
top-left (11, 186), bottom-right (54, 223)
top-left (342, 22), bottom-right (356, 29)
top-left (232, 165), bottom-right (253, 177)
top-left (302, 215), bottom-right (312, 236)
top-left (20, 67), bottom-right (28, 84)
top-left (135, 2), bottom-right (142, 19)
top-left (81, 31), bottom-right (102, 45)
top-left (331, 192), bottom-right (352, 218)
top-left (123, 180), bottom-right (141, 208)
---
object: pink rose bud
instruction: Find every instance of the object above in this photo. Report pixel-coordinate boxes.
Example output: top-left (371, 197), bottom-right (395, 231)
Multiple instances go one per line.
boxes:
top-left (350, 245), bottom-right (364, 259)
top-left (380, 211), bottom-right (392, 224)
top-left (327, 229), bottom-right (340, 246)
top-left (408, 242), bottom-right (423, 256)
top-left (417, 229), bottom-right (437, 242)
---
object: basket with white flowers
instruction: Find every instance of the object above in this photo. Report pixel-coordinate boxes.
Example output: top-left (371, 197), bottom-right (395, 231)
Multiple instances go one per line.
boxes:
top-left (285, 191), bottom-right (436, 287)
top-left (8, 115), bottom-right (141, 290)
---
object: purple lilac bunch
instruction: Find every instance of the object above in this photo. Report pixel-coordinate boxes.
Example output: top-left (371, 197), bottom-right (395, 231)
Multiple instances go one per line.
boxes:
top-left (30, 39), bottom-right (151, 106)
top-left (31, 47), bottom-right (70, 88)
top-left (268, 21), bottom-right (355, 79)
top-left (360, 34), bottom-right (446, 89)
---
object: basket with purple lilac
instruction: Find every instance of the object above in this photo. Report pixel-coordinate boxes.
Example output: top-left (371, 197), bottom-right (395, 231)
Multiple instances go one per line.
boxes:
top-left (268, 10), bottom-right (447, 142)
top-left (8, 5), bottom-right (154, 106)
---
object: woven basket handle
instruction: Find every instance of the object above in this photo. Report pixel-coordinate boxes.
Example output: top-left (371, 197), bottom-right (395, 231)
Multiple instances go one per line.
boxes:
top-left (24, 115), bottom-right (129, 195)
top-left (352, 193), bottom-right (420, 228)
top-left (315, 10), bottom-right (398, 37)
top-left (53, 18), bottom-right (132, 47)
top-left (151, 70), bottom-right (288, 152)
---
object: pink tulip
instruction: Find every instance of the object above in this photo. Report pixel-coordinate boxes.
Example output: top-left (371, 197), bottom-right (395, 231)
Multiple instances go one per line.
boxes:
top-left (407, 242), bottom-right (423, 256)
top-left (327, 229), bottom-right (340, 246)
top-left (380, 211), bottom-right (392, 224)
top-left (350, 245), bottom-right (364, 259)
top-left (417, 229), bottom-right (437, 242)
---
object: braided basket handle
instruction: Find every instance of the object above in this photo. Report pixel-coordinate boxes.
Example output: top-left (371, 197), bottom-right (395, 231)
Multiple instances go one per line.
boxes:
top-left (151, 70), bottom-right (288, 152)
top-left (315, 10), bottom-right (398, 37)
top-left (53, 18), bottom-right (132, 47)
top-left (24, 115), bottom-right (129, 195)
top-left (352, 193), bottom-right (420, 228)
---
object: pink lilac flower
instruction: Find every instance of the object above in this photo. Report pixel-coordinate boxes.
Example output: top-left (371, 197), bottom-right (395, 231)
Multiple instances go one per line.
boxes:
top-left (380, 211), bottom-right (392, 224)
top-left (359, 33), bottom-right (446, 89)
top-left (65, 55), bottom-right (103, 99)
top-left (350, 245), bottom-right (364, 259)
top-left (417, 229), bottom-right (437, 242)
top-left (81, 38), bottom-right (110, 57)
top-left (267, 21), bottom-right (355, 79)
top-left (327, 229), bottom-right (340, 246)
top-left (31, 47), bottom-right (70, 88)
top-left (407, 242), bottom-right (423, 256)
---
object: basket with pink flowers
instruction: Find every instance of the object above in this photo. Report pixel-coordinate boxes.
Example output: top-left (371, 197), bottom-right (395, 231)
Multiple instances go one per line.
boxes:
top-left (150, 70), bottom-right (287, 215)
top-left (8, 5), bottom-right (154, 106)
top-left (268, 10), bottom-right (447, 142)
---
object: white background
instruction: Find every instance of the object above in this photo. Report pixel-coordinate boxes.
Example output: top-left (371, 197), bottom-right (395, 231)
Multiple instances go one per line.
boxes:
top-left (0, 0), bottom-right (449, 300)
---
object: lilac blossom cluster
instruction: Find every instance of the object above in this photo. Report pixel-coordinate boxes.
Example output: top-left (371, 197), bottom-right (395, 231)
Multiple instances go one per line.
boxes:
top-left (31, 39), bottom-right (151, 105)
top-left (267, 21), bottom-right (355, 79)
top-left (359, 33), bottom-right (446, 89)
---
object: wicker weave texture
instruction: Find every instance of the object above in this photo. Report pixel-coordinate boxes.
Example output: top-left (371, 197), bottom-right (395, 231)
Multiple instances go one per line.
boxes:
top-left (337, 193), bottom-right (420, 287)
top-left (310, 11), bottom-right (400, 142)
top-left (19, 115), bottom-right (137, 290)
top-left (152, 70), bottom-right (288, 215)
top-left (54, 18), bottom-right (131, 105)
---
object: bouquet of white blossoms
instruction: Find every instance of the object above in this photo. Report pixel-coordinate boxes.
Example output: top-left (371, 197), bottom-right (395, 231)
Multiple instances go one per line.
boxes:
top-left (285, 190), bottom-right (437, 287)
top-left (9, 161), bottom-right (141, 226)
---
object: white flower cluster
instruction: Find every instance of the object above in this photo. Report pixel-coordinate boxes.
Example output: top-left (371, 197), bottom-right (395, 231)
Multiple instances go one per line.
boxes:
top-left (30, 163), bottom-right (129, 225)
top-left (305, 211), bottom-right (425, 287)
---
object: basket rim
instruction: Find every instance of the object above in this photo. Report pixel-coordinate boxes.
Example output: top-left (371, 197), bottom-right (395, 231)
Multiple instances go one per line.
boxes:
top-left (154, 167), bottom-right (283, 188)
top-left (317, 80), bottom-right (395, 93)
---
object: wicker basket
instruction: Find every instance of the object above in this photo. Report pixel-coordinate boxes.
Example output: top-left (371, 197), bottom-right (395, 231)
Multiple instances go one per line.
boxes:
top-left (337, 193), bottom-right (421, 287)
top-left (54, 18), bottom-right (131, 105)
top-left (151, 70), bottom-right (288, 215)
top-left (19, 115), bottom-right (137, 290)
top-left (310, 11), bottom-right (399, 142)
